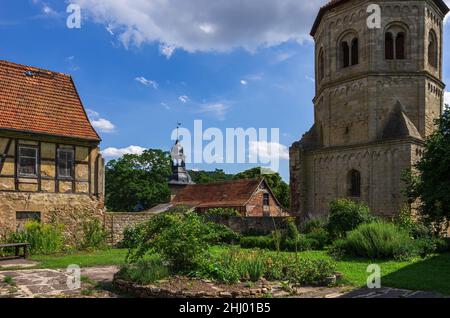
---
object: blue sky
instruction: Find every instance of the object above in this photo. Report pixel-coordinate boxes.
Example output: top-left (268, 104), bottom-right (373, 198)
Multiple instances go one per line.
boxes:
top-left (1, 0), bottom-right (449, 181)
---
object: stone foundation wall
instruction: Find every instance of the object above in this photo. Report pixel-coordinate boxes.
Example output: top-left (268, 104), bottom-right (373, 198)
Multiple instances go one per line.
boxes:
top-left (0, 192), bottom-right (104, 245)
top-left (207, 216), bottom-right (292, 236)
top-left (105, 212), bottom-right (157, 245)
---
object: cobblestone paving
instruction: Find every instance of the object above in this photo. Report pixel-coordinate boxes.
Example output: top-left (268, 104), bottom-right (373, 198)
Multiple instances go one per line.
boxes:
top-left (0, 266), bottom-right (447, 298)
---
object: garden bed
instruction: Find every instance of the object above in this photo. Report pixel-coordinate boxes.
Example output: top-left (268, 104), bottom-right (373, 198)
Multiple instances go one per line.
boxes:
top-left (113, 274), bottom-right (339, 298)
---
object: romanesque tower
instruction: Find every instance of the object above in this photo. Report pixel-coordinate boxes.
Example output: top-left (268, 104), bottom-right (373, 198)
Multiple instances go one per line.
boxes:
top-left (290, 0), bottom-right (449, 219)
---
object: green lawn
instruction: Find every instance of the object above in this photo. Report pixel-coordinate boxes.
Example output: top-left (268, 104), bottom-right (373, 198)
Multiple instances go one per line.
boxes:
top-left (29, 249), bottom-right (130, 269)
top-left (8, 247), bottom-right (450, 296)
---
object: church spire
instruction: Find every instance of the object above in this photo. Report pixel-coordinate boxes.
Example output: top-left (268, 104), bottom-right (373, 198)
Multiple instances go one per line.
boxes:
top-left (169, 123), bottom-right (194, 187)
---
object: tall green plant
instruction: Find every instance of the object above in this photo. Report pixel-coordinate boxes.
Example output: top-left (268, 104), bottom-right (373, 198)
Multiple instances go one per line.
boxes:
top-left (6, 221), bottom-right (65, 255)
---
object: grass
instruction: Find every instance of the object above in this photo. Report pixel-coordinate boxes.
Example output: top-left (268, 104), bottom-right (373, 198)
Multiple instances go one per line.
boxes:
top-left (29, 249), bottom-right (130, 269)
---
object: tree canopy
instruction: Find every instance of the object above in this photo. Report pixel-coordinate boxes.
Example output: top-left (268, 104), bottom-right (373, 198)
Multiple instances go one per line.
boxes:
top-left (403, 108), bottom-right (450, 232)
top-left (105, 149), bottom-right (172, 212)
top-left (189, 169), bottom-right (234, 184)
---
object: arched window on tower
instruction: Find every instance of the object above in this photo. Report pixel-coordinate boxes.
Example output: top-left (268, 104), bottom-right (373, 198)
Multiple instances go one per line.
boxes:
top-left (395, 32), bottom-right (405, 59)
top-left (385, 32), bottom-right (394, 60)
top-left (351, 38), bottom-right (359, 65)
top-left (428, 30), bottom-right (438, 68)
top-left (318, 48), bottom-right (325, 81)
top-left (341, 42), bottom-right (350, 68)
top-left (348, 170), bottom-right (361, 197)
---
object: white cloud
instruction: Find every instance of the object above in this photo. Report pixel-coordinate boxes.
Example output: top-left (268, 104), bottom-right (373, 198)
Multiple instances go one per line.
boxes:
top-left (135, 76), bottom-right (158, 89)
top-left (240, 73), bottom-right (263, 86)
top-left (445, 91), bottom-right (450, 108)
top-left (71, 0), bottom-right (325, 53)
top-left (102, 145), bottom-right (146, 158)
top-left (179, 95), bottom-right (190, 103)
top-left (249, 141), bottom-right (290, 162)
top-left (87, 109), bottom-right (116, 133)
top-left (91, 118), bottom-right (116, 133)
top-left (159, 43), bottom-right (176, 59)
top-left (273, 51), bottom-right (296, 64)
top-left (161, 102), bottom-right (170, 110)
top-left (198, 103), bottom-right (229, 120)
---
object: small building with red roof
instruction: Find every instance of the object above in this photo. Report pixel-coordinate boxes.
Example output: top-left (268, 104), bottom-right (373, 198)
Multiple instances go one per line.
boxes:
top-left (0, 60), bottom-right (105, 236)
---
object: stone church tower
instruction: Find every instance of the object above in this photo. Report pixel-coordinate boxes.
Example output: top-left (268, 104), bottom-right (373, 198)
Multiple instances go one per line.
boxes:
top-left (290, 0), bottom-right (448, 219)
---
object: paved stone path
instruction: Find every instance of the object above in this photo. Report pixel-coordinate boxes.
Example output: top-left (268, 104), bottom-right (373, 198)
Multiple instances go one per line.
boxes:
top-left (0, 265), bottom-right (446, 298)
top-left (0, 266), bottom-right (120, 298)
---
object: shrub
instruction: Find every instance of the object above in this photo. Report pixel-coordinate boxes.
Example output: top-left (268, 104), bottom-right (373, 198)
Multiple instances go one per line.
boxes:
top-left (240, 236), bottom-right (275, 250)
top-left (118, 258), bottom-right (170, 285)
top-left (300, 218), bottom-right (328, 234)
top-left (285, 218), bottom-right (300, 240)
top-left (393, 206), bottom-right (430, 239)
top-left (119, 223), bottom-right (146, 249)
top-left (4, 221), bottom-right (65, 255)
top-left (205, 222), bottom-right (241, 245)
top-left (127, 210), bottom-right (237, 272)
top-left (342, 222), bottom-right (414, 260)
top-left (204, 208), bottom-right (242, 217)
top-left (305, 229), bottom-right (330, 249)
top-left (240, 235), bottom-right (320, 252)
top-left (328, 239), bottom-right (349, 259)
top-left (327, 199), bottom-right (374, 239)
top-left (79, 219), bottom-right (107, 251)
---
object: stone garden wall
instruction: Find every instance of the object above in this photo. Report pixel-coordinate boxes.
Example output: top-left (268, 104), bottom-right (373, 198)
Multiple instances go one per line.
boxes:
top-left (105, 212), bottom-right (156, 245)
top-left (206, 216), bottom-right (292, 236)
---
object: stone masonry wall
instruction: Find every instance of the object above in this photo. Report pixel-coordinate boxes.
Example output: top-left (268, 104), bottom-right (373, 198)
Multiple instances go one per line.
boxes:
top-left (0, 192), bottom-right (104, 245)
top-left (207, 216), bottom-right (292, 236)
top-left (105, 212), bottom-right (156, 245)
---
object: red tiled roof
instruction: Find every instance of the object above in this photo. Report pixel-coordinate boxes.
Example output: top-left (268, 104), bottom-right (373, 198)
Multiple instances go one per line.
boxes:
top-left (311, 0), bottom-right (450, 37)
top-left (173, 179), bottom-right (263, 208)
top-left (0, 60), bottom-right (100, 142)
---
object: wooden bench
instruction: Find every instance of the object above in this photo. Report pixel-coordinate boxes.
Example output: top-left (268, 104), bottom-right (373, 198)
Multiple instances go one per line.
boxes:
top-left (0, 243), bottom-right (31, 259)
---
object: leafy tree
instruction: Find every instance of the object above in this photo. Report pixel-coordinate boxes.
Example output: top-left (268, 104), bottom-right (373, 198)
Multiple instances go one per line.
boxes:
top-left (233, 167), bottom-right (290, 208)
top-left (404, 108), bottom-right (450, 232)
top-left (105, 149), bottom-right (172, 212)
top-left (189, 169), bottom-right (234, 184)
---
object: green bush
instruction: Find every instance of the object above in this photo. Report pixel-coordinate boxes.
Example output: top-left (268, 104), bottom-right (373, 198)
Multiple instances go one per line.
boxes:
top-left (328, 239), bottom-right (349, 259)
top-left (338, 222), bottom-right (415, 260)
top-left (240, 236), bottom-right (275, 250)
top-left (239, 235), bottom-right (320, 252)
top-left (127, 210), bottom-right (237, 272)
top-left (79, 219), bottom-right (107, 251)
top-left (305, 229), bottom-right (330, 249)
top-left (300, 218), bottom-right (328, 234)
top-left (205, 222), bottom-right (241, 245)
top-left (393, 206), bottom-right (431, 239)
top-left (204, 208), bottom-right (242, 217)
top-left (4, 221), bottom-right (65, 255)
top-left (119, 223), bottom-right (146, 249)
top-left (285, 219), bottom-right (300, 240)
top-left (327, 199), bottom-right (374, 239)
top-left (118, 258), bottom-right (170, 285)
